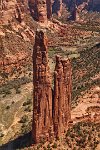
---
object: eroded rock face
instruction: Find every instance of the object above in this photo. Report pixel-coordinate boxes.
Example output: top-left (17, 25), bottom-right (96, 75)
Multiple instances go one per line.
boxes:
top-left (46, 0), bottom-right (52, 19)
top-left (88, 0), bottom-right (100, 11)
top-left (32, 31), bottom-right (72, 143)
top-left (53, 55), bottom-right (72, 137)
top-left (28, 0), bottom-right (52, 23)
top-left (32, 30), bottom-right (53, 143)
top-left (52, 0), bottom-right (63, 17)
top-left (0, 0), bottom-right (29, 24)
top-left (52, 0), bottom-right (100, 20)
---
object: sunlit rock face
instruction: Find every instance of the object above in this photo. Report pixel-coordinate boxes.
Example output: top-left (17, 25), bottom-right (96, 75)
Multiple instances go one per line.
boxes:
top-left (0, 0), bottom-right (29, 25)
top-left (32, 31), bottom-right (72, 143)
top-left (32, 30), bottom-right (53, 143)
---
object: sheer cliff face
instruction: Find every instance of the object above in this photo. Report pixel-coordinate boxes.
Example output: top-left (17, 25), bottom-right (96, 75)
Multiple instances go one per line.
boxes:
top-left (32, 31), bottom-right (53, 143)
top-left (88, 0), bottom-right (100, 11)
top-left (28, 0), bottom-right (52, 22)
top-left (52, 0), bottom-right (63, 17)
top-left (32, 31), bottom-right (72, 143)
top-left (53, 56), bottom-right (72, 138)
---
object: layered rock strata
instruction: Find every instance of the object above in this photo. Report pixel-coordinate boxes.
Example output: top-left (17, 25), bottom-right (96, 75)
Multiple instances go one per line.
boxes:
top-left (32, 30), bottom-right (72, 143)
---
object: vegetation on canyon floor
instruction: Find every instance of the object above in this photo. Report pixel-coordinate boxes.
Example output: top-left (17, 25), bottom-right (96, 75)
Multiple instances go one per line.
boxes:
top-left (0, 0), bottom-right (100, 149)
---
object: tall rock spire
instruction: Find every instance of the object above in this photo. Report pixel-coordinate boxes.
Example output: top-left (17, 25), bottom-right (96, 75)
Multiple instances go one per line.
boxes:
top-left (32, 31), bottom-right (72, 143)
top-left (32, 30), bottom-right (53, 143)
top-left (53, 55), bottom-right (72, 138)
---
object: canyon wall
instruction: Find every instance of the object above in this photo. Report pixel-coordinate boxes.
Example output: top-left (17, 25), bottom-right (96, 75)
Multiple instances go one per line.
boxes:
top-left (0, 0), bottom-right (29, 24)
top-left (32, 30), bottom-right (72, 143)
top-left (52, 0), bottom-right (100, 20)
top-left (52, 0), bottom-right (63, 17)
top-left (28, 0), bottom-right (52, 22)
top-left (1, 0), bottom-right (100, 24)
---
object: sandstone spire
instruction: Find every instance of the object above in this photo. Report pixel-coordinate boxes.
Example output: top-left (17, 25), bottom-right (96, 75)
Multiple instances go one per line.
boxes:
top-left (32, 31), bottom-right (72, 143)
top-left (32, 30), bottom-right (53, 143)
top-left (53, 55), bottom-right (72, 138)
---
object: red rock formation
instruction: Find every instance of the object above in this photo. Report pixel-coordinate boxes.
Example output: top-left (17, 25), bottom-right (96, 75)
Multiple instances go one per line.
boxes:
top-left (0, 0), bottom-right (29, 24)
top-left (32, 30), bottom-right (53, 143)
top-left (69, 0), bottom-right (77, 21)
top-left (28, 0), bottom-right (52, 23)
top-left (32, 31), bottom-right (72, 143)
top-left (53, 55), bottom-right (72, 138)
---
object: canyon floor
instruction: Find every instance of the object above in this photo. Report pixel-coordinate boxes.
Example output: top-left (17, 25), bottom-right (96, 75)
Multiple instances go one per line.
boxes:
top-left (0, 11), bottom-right (100, 150)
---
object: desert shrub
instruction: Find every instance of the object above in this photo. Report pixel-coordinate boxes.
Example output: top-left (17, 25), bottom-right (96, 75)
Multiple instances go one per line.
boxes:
top-left (37, 144), bottom-right (42, 149)
top-left (52, 143), bottom-right (57, 148)
top-left (20, 115), bottom-right (29, 123)
top-left (43, 146), bottom-right (47, 150)
top-left (15, 88), bottom-right (21, 94)
top-left (2, 88), bottom-right (11, 95)
top-left (47, 144), bottom-right (51, 149)
top-left (0, 132), bottom-right (4, 137)
top-left (23, 99), bottom-right (32, 106)
top-left (6, 105), bottom-right (10, 109)
top-left (24, 106), bottom-right (31, 112)
top-left (12, 101), bottom-right (15, 104)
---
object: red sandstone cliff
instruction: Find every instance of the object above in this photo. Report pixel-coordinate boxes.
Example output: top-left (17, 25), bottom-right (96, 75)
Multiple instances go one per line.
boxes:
top-left (0, 0), bottom-right (29, 24)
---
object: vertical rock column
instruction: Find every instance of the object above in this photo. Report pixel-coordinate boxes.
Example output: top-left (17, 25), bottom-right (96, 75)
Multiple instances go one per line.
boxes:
top-left (52, 0), bottom-right (63, 17)
top-left (37, 0), bottom-right (48, 23)
top-left (28, 0), bottom-right (48, 23)
top-left (70, 0), bottom-right (77, 21)
top-left (46, 0), bottom-right (52, 19)
top-left (32, 30), bottom-right (53, 143)
top-left (53, 55), bottom-right (72, 138)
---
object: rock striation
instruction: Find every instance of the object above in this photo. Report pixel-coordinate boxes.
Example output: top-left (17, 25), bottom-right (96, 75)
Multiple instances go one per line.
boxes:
top-left (32, 30), bottom-right (53, 143)
top-left (53, 55), bottom-right (72, 138)
top-left (32, 30), bottom-right (72, 143)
